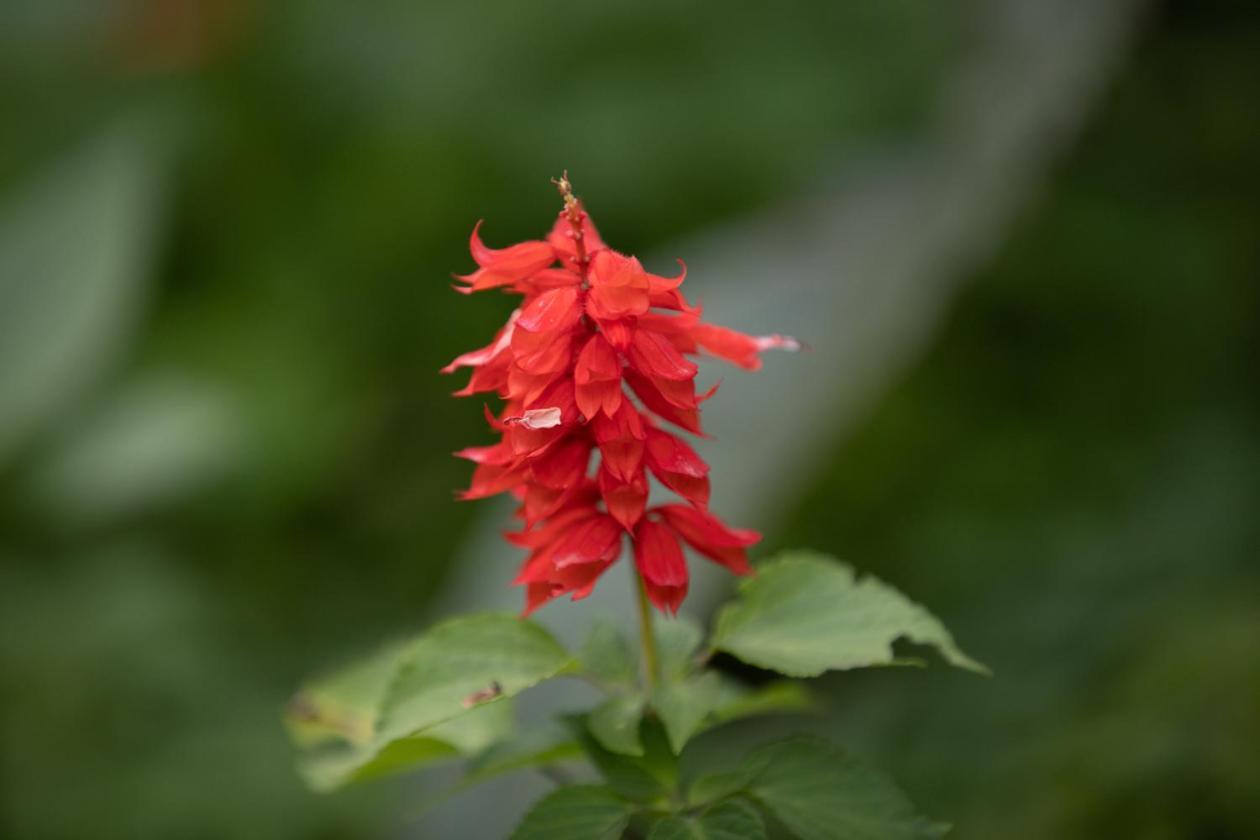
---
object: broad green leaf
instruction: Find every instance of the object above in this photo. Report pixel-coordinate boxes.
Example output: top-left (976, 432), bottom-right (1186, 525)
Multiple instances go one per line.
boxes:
top-left (377, 613), bottom-right (573, 743)
top-left (288, 613), bottom-right (572, 790)
top-left (0, 122), bottom-right (165, 464)
top-left (649, 799), bottom-right (767, 840)
top-left (511, 785), bottom-right (634, 840)
top-left (744, 739), bottom-right (947, 840)
top-left (708, 680), bottom-right (815, 727)
top-left (655, 615), bottom-right (704, 679)
top-left (589, 693), bottom-right (646, 756)
top-left (653, 671), bottom-right (722, 754)
top-left (713, 552), bottom-right (986, 678)
top-left (300, 698), bottom-right (511, 791)
top-left (581, 621), bottom-right (638, 688)
top-left (286, 639), bottom-right (413, 748)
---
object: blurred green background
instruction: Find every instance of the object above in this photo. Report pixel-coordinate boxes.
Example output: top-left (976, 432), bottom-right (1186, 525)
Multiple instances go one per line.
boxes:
top-left (1, 1), bottom-right (1257, 838)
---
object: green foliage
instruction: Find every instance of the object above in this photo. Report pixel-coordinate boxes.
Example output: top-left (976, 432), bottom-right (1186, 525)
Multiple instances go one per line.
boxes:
top-left (738, 739), bottom-right (948, 840)
top-left (589, 694), bottom-right (647, 756)
top-left (649, 799), bottom-right (768, 840)
top-left (653, 672), bottom-right (724, 754)
top-left (714, 553), bottom-right (986, 677)
top-left (286, 613), bottom-right (572, 790)
top-left (285, 551), bottom-right (976, 836)
top-left (510, 785), bottom-right (635, 840)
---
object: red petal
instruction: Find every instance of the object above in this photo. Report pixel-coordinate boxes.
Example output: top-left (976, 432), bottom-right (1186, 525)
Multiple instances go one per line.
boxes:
top-left (592, 401), bottom-right (647, 480)
top-left (587, 250), bottom-right (650, 319)
top-left (633, 519), bottom-right (689, 614)
top-left (629, 329), bottom-right (698, 382)
top-left (624, 368), bottom-right (704, 435)
top-left (530, 435), bottom-right (592, 489)
top-left (645, 427), bottom-right (710, 506)
top-left (657, 504), bottom-right (759, 575)
top-left (691, 323), bottom-right (800, 371)
top-left (598, 465), bottom-right (647, 530)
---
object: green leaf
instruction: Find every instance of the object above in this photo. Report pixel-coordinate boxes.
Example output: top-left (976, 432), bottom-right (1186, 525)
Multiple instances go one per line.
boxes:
top-left (653, 671), bottom-right (722, 754)
top-left (287, 613), bottom-right (573, 790)
top-left (377, 613), bottom-right (573, 743)
top-left (285, 639), bottom-right (414, 748)
top-left (713, 552), bottom-right (986, 678)
top-left (649, 799), bottom-right (768, 840)
top-left (463, 723), bottom-right (583, 787)
top-left (743, 739), bottom-right (947, 840)
top-left (655, 615), bottom-right (705, 679)
top-left (572, 715), bottom-right (676, 803)
top-left (0, 121), bottom-right (166, 464)
top-left (589, 693), bottom-right (646, 756)
top-left (580, 621), bottom-right (638, 688)
top-left (511, 785), bottom-right (634, 840)
top-left (708, 680), bottom-right (815, 727)
top-left (299, 697), bottom-right (512, 791)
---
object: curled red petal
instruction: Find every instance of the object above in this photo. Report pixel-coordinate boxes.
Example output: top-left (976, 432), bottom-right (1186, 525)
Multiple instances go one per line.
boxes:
top-left (656, 504), bottom-right (759, 575)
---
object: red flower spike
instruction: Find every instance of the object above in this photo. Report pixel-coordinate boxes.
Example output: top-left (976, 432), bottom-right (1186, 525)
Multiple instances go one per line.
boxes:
top-left (444, 176), bottom-right (791, 613)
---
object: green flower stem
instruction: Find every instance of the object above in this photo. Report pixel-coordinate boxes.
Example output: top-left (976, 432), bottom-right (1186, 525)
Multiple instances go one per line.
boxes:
top-left (634, 571), bottom-right (659, 690)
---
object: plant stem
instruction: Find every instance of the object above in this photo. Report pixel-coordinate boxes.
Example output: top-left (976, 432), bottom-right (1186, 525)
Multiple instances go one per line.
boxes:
top-left (634, 570), bottom-right (659, 690)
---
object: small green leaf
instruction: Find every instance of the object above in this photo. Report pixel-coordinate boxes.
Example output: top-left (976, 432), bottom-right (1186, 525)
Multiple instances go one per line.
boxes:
top-left (655, 615), bottom-right (704, 679)
top-left (589, 694), bottom-right (646, 756)
top-left (744, 738), bottom-right (947, 840)
top-left (581, 621), bottom-right (638, 688)
top-left (713, 552), bottom-right (986, 678)
top-left (649, 799), bottom-right (767, 840)
top-left (511, 785), bottom-right (634, 840)
top-left (653, 671), bottom-right (722, 754)
top-left (572, 715), bottom-right (676, 803)
top-left (708, 680), bottom-right (815, 727)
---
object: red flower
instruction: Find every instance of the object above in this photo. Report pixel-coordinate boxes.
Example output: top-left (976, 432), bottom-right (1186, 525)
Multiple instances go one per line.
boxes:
top-left (444, 177), bottom-right (796, 614)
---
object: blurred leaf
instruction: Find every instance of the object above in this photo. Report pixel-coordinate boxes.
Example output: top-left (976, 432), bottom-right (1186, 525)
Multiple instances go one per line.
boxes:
top-left (463, 723), bottom-right (583, 787)
top-left (713, 553), bottom-right (986, 678)
top-left (286, 639), bottom-right (413, 749)
top-left (289, 613), bottom-right (572, 790)
top-left (708, 680), bottom-right (815, 728)
top-left (300, 701), bottom-right (511, 791)
top-left (28, 374), bottom-right (245, 523)
top-left (696, 738), bottom-right (946, 840)
top-left (511, 785), bottom-right (634, 840)
top-left (653, 671), bottom-right (723, 755)
top-left (572, 715), bottom-right (676, 803)
top-left (0, 121), bottom-right (164, 463)
top-left (580, 621), bottom-right (638, 688)
top-left (589, 693), bottom-right (646, 757)
top-left (655, 614), bottom-right (705, 679)
top-left (649, 799), bottom-right (767, 840)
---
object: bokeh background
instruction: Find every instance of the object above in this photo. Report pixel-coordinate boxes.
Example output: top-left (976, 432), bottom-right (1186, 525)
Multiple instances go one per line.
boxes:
top-left (2, 1), bottom-right (1257, 838)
